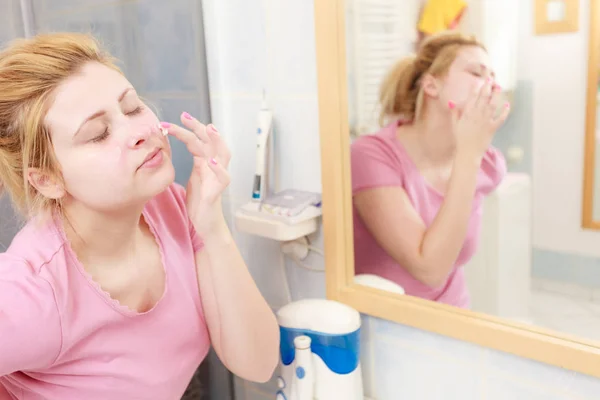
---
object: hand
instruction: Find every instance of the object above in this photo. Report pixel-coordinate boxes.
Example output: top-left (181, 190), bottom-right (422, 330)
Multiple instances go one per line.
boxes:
top-left (449, 79), bottom-right (510, 162)
top-left (162, 112), bottom-right (231, 236)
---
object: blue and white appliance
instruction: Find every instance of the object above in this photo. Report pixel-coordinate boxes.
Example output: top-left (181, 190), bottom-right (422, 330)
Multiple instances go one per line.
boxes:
top-left (275, 299), bottom-right (363, 400)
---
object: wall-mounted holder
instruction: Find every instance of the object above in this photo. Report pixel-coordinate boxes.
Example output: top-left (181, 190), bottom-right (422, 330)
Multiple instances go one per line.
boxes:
top-left (234, 201), bottom-right (322, 242)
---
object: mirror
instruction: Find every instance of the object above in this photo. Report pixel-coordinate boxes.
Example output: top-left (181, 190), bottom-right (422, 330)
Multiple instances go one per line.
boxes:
top-left (584, 6), bottom-right (600, 227)
top-left (316, 0), bottom-right (600, 378)
top-left (348, 0), bottom-right (598, 339)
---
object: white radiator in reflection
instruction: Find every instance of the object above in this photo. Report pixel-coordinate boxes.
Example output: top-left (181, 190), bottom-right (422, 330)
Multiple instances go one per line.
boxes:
top-left (346, 0), bottom-right (420, 137)
top-left (463, 173), bottom-right (532, 321)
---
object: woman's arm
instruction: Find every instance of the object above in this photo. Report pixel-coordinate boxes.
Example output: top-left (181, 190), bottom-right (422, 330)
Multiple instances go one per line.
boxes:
top-left (194, 218), bottom-right (279, 383)
top-left (0, 262), bottom-right (62, 377)
top-left (164, 115), bottom-right (280, 383)
top-left (354, 153), bottom-right (480, 288)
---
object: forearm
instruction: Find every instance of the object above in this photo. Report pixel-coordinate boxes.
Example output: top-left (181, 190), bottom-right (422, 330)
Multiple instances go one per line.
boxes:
top-left (195, 220), bottom-right (279, 382)
top-left (418, 155), bottom-right (480, 286)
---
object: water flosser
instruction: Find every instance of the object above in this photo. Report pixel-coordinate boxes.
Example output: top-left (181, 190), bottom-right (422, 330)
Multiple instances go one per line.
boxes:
top-left (252, 91), bottom-right (272, 202)
top-left (277, 299), bottom-right (363, 400)
top-left (291, 336), bottom-right (314, 400)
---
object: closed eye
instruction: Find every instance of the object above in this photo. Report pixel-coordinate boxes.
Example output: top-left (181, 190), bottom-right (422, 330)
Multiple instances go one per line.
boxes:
top-left (126, 106), bottom-right (144, 116)
top-left (91, 129), bottom-right (109, 143)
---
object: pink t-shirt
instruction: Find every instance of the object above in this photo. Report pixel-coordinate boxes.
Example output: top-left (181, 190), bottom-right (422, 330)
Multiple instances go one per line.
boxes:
top-left (0, 183), bottom-right (211, 400)
top-left (351, 121), bottom-right (506, 308)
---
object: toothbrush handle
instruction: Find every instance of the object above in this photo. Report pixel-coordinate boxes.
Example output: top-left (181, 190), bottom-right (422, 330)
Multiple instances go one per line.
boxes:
top-left (293, 336), bottom-right (314, 400)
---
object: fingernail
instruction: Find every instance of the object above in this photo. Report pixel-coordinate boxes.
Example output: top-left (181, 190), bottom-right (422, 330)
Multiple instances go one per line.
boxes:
top-left (494, 84), bottom-right (501, 91)
top-left (160, 122), bottom-right (171, 128)
top-left (182, 112), bottom-right (193, 120)
top-left (210, 158), bottom-right (218, 165)
top-left (208, 124), bottom-right (219, 134)
top-left (448, 101), bottom-right (456, 109)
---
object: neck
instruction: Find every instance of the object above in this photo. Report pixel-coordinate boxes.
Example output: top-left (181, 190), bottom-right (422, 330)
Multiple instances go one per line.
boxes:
top-left (60, 201), bottom-right (145, 264)
top-left (409, 110), bottom-right (456, 165)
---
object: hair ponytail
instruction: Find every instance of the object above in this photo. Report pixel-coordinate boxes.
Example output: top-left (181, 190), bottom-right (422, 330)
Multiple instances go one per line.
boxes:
top-left (378, 56), bottom-right (421, 125)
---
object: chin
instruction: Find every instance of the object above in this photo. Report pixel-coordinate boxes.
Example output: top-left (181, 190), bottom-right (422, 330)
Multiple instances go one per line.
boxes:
top-left (142, 163), bottom-right (176, 199)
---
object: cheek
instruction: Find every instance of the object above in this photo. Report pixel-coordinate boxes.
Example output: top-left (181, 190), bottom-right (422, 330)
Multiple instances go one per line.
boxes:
top-left (60, 149), bottom-right (125, 190)
top-left (446, 78), bottom-right (483, 105)
top-left (106, 145), bottom-right (123, 164)
top-left (471, 78), bottom-right (485, 93)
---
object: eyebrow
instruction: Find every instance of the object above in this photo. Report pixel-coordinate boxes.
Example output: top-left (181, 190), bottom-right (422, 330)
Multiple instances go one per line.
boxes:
top-left (72, 87), bottom-right (135, 138)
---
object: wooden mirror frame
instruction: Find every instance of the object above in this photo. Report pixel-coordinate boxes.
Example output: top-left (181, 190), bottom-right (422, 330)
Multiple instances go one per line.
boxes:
top-left (315, 0), bottom-right (600, 378)
top-left (583, 0), bottom-right (600, 229)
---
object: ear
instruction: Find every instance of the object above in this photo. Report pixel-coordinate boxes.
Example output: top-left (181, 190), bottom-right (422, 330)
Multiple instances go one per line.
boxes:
top-left (420, 73), bottom-right (441, 99)
top-left (27, 168), bottom-right (65, 200)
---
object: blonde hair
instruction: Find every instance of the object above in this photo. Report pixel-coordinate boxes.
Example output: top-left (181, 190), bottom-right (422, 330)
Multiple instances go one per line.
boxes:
top-left (379, 31), bottom-right (485, 125)
top-left (0, 32), bottom-right (122, 218)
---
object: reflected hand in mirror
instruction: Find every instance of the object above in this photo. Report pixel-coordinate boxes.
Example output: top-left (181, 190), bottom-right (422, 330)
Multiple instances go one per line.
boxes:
top-left (351, 32), bottom-right (509, 309)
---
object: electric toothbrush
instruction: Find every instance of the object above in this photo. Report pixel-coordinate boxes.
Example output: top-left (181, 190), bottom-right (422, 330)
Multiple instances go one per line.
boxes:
top-left (291, 336), bottom-right (314, 400)
top-left (252, 91), bottom-right (272, 202)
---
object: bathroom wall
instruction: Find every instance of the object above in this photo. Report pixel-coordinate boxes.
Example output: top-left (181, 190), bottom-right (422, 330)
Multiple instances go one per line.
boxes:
top-left (496, 0), bottom-right (600, 288)
top-left (202, 0), bottom-right (600, 399)
top-left (521, 0), bottom-right (594, 259)
top-left (0, 0), bottom-right (23, 44)
top-left (201, 0), bottom-right (325, 311)
top-left (0, 0), bottom-right (25, 251)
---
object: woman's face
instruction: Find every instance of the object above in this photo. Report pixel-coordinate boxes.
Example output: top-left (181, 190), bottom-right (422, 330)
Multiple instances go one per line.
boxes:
top-left (44, 62), bottom-right (175, 213)
top-left (437, 46), bottom-right (496, 110)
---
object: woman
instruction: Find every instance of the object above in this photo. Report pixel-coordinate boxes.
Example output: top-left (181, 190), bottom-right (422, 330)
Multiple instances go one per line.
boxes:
top-left (351, 32), bottom-right (510, 308)
top-left (0, 33), bottom-right (279, 399)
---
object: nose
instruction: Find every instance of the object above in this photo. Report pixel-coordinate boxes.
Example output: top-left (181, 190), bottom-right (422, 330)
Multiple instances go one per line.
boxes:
top-left (127, 125), bottom-right (153, 149)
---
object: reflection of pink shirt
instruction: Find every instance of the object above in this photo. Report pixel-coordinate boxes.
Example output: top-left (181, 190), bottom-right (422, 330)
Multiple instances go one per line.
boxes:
top-left (0, 184), bottom-right (210, 400)
top-left (351, 121), bottom-right (506, 308)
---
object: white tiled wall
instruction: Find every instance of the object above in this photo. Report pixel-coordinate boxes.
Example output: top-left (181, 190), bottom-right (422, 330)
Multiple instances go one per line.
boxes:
top-left (203, 1), bottom-right (600, 399)
top-left (202, 0), bottom-right (325, 313)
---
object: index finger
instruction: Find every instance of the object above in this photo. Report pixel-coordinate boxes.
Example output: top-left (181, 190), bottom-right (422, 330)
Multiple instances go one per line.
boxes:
top-left (161, 122), bottom-right (208, 158)
top-left (475, 78), bottom-right (493, 107)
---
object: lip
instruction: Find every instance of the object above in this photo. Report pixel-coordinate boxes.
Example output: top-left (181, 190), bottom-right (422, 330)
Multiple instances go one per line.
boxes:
top-left (138, 147), bottom-right (164, 170)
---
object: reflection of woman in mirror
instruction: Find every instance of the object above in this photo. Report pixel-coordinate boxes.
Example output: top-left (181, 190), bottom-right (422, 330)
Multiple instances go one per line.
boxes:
top-left (351, 32), bottom-right (509, 308)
